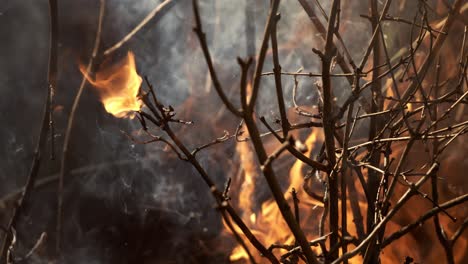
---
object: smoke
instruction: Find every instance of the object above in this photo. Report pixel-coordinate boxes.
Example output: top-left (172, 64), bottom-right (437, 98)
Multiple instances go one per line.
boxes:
top-left (0, 0), bottom-right (365, 262)
top-left (1, 0), bottom-right (466, 263)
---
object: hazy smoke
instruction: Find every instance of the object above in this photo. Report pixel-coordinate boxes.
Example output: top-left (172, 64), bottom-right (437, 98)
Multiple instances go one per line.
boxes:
top-left (2, 0), bottom-right (465, 263)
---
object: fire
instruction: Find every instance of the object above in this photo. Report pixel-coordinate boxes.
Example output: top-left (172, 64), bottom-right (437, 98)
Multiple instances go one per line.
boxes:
top-left (81, 51), bottom-right (142, 118)
top-left (227, 129), bottom-right (324, 262)
top-left (236, 81), bottom-right (258, 225)
top-left (229, 245), bottom-right (250, 262)
top-left (236, 131), bottom-right (258, 224)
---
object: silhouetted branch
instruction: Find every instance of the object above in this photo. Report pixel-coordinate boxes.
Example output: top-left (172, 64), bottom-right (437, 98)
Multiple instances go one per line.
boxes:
top-left (103, 0), bottom-right (177, 55)
top-left (382, 193), bottom-right (468, 248)
top-left (333, 163), bottom-right (440, 264)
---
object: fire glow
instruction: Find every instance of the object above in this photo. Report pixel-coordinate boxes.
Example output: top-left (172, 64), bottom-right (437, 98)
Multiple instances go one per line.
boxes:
top-left (228, 131), bottom-right (328, 262)
top-left (81, 51), bottom-right (142, 118)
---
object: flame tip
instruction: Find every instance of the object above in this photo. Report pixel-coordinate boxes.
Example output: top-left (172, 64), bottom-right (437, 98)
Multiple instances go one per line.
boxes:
top-left (81, 51), bottom-right (143, 119)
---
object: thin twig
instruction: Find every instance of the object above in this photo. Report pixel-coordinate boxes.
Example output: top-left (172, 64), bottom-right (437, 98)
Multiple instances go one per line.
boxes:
top-left (56, 0), bottom-right (105, 256)
top-left (314, 0), bottom-right (341, 257)
top-left (192, 0), bottom-right (242, 117)
top-left (261, 71), bottom-right (357, 77)
top-left (103, 0), bottom-right (176, 55)
top-left (451, 217), bottom-right (468, 243)
top-left (14, 232), bottom-right (47, 263)
top-left (332, 163), bottom-right (440, 264)
top-left (399, 0), bottom-right (464, 104)
top-left (142, 76), bottom-right (279, 263)
top-left (221, 212), bottom-right (257, 264)
top-left (191, 130), bottom-right (232, 156)
top-left (381, 194), bottom-right (468, 248)
top-left (248, 0), bottom-right (280, 111)
top-left (297, 0), bottom-right (371, 113)
top-left (261, 135), bottom-right (293, 171)
top-left (270, 13), bottom-right (290, 136)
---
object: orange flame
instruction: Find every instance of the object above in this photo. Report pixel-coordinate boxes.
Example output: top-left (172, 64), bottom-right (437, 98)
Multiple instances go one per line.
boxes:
top-left (237, 132), bottom-right (258, 224)
top-left (81, 51), bottom-right (143, 118)
top-left (227, 129), bottom-right (325, 262)
top-left (229, 245), bottom-right (250, 262)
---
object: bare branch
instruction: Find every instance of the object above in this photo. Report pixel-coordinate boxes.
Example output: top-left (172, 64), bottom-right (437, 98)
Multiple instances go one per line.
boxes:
top-left (381, 194), bottom-right (468, 248)
top-left (56, 0), bottom-right (106, 256)
top-left (103, 0), bottom-right (177, 55)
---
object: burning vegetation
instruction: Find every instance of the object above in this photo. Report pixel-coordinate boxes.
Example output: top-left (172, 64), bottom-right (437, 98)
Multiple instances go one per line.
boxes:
top-left (1, 0), bottom-right (467, 263)
top-left (80, 52), bottom-right (143, 119)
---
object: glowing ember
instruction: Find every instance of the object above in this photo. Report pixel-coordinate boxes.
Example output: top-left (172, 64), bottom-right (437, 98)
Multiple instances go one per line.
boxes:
top-left (81, 51), bottom-right (142, 118)
top-left (249, 213), bottom-right (256, 224)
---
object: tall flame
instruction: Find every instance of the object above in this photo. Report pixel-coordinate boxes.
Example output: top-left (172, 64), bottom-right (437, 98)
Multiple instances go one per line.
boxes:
top-left (227, 129), bottom-right (325, 262)
top-left (81, 51), bottom-right (143, 118)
